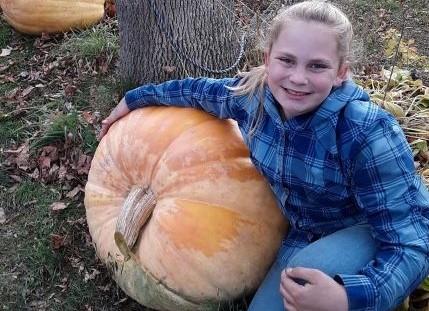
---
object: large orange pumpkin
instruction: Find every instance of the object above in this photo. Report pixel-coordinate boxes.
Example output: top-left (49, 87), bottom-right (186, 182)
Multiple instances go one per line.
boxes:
top-left (84, 107), bottom-right (287, 310)
top-left (0, 0), bottom-right (105, 35)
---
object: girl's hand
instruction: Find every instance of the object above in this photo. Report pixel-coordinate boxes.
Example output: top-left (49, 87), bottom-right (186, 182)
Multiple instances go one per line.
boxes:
top-left (98, 97), bottom-right (130, 140)
top-left (279, 267), bottom-right (348, 311)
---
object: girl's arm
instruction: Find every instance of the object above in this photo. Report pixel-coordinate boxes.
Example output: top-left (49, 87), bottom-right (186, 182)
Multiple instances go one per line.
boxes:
top-left (99, 97), bottom-right (130, 139)
top-left (99, 77), bottom-right (241, 139)
top-left (125, 77), bottom-right (240, 116)
top-left (337, 117), bottom-right (429, 311)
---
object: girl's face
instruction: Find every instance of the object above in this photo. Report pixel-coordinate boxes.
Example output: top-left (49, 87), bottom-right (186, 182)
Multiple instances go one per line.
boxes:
top-left (264, 19), bottom-right (348, 119)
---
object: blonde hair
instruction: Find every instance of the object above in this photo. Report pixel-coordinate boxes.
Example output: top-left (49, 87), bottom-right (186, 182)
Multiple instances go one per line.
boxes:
top-left (230, 0), bottom-right (353, 134)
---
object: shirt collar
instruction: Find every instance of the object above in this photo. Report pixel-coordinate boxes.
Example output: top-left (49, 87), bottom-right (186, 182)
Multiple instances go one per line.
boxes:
top-left (263, 80), bottom-right (367, 154)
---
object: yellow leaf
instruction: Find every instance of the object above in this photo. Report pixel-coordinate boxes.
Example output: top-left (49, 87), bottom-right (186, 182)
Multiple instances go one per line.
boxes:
top-left (420, 95), bottom-right (429, 108)
top-left (410, 139), bottom-right (428, 153)
top-left (383, 101), bottom-right (405, 118)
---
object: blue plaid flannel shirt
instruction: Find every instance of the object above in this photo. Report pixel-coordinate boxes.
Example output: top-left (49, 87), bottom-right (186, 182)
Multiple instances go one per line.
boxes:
top-left (125, 77), bottom-right (429, 311)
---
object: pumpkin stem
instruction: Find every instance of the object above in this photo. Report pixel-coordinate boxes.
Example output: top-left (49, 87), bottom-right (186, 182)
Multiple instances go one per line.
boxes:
top-left (114, 186), bottom-right (156, 260)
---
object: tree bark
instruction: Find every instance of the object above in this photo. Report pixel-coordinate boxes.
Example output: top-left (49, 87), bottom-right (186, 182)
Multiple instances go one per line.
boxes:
top-left (116, 0), bottom-right (242, 87)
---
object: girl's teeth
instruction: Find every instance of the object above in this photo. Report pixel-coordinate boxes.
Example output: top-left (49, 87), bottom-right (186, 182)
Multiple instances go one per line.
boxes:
top-left (288, 89), bottom-right (307, 95)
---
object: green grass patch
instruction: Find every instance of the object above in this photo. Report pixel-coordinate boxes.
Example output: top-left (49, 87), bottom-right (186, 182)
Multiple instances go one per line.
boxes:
top-left (31, 111), bottom-right (98, 153)
top-left (0, 119), bottom-right (27, 146)
top-left (0, 82), bottom-right (18, 98)
top-left (0, 21), bottom-right (12, 48)
top-left (75, 75), bottom-right (120, 107)
top-left (60, 22), bottom-right (119, 61)
top-left (0, 181), bottom-right (59, 308)
top-left (0, 181), bottom-right (120, 310)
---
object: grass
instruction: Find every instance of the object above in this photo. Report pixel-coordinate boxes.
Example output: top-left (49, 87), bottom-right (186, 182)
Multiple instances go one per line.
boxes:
top-left (0, 14), bottom-right (135, 311)
top-left (0, 180), bottom-right (58, 308)
top-left (30, 111), bottom-right (98, 154)
top-left (0, 22), bottom-right (12, 47)
top-left (0, 119), bottom-right (26, 145)
top-left (0, 178), bottom-right (133, 310)
top-left (60, 20), bottom-right (119, 60)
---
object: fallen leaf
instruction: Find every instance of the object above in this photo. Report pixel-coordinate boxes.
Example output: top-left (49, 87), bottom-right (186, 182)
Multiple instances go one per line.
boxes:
top-left (9, 175), bottom-right (22, 183)
top-left (5, 143), bottom-right (31, 170)
top-left (51, 234), bottom-right (66, 249)
top-left (0, 208), bottom-right (6, 224)
top-left (38, 156), bottom-right (52, 172)
top-left (66, 186), bottom-right (83, 198)
top-left (0, 47), bottom-right (12, 57)
top-left (29, 168), bottom-right (40, 179)
top-left (82, 111), bottom-right (96, 124)
top-left (75, 154), bottom-right (92, 175)
top-left (40, 145), bottom-right (59, 161)
top-left (105, 0), bottom-right (116, 17)
top-left (64, 84), bottom-right (77, 98)
top-left (21, 86), bottom-right (35, 98)
top-left (383, 101), bottom-right (405, 118)
top-left (51, 202), bottom-right (67, 211)
top-left (19, 71), bottom-right (29, 78)
top-left (58, 164), bottom-right (68, 181)
top-left (84, 269), bottom-right (100, 282)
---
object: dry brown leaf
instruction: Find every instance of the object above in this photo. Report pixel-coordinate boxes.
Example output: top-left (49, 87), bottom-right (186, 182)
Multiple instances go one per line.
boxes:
top-left (58, 164), bottom-right (68, 181)
top-left (29, 168), bottom-right (40, 180)
top-left (105, 0), bottom-right (116, 17)
top-left (66, 186), bottom-right (83, 198)
top-left (38, 156), bottom-right (52, 171)
top-left (21, 86), bottom-right (35, 98)
top-left (82, 111), bottom-right (96, 124)
top-left (421, 169), bottom-right (429, 177)
top-left (64, 84), bottom-right (77, 98)
top-left (9, 175), bottom-right (22, 183)
top-left (75, 154), bottom-right (92, 175)
top-left (51, 234), bottom-right (66, 250)
top-left (5, 143), bottom-right (31, 170)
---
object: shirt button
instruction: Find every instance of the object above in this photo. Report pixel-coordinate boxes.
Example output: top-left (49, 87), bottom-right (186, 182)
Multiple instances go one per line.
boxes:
top-left (392, 125), bottom-right (401, 134)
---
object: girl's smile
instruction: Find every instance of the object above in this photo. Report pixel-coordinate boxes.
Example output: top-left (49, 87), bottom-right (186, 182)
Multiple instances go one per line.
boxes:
top-left (284, 88), bottom-right (311, 98)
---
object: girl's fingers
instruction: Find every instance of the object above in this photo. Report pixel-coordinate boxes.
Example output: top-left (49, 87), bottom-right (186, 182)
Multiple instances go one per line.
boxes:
top-left (280, 282), bottom-right (296, 306)
top-left (281, 269), bottom-right (305, 297)
top-left (98, 119), bottom-right (112, 140)
top-left (97, 98), bottom-right (130, 140)
top-left (286, 267), bottom-right (320, 284)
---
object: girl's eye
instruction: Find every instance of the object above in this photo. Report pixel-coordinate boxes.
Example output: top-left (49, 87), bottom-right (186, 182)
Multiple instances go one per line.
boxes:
top-left (310, 63), bottom-right (328, 70)
top-left (279, 57), bottom-right (294, 65)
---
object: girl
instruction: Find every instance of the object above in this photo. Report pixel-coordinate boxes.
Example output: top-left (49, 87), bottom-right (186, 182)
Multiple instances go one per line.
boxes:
top-left (99, 1), bottom-right (429, 310)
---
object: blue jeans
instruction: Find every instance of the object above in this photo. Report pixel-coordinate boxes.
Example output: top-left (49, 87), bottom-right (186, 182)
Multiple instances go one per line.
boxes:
top-left (248, 224), bottom-right (378, 311)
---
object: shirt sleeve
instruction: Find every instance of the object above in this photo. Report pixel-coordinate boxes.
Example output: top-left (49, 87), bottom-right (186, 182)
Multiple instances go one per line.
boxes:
top-left (335, 117), bottom-right (429, 310)
top-left (124, 77), bottom-right (242, 120)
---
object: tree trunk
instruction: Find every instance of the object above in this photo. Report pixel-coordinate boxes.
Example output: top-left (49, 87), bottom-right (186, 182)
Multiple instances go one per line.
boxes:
top-left (116, 0), bottom-right (242, 87)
